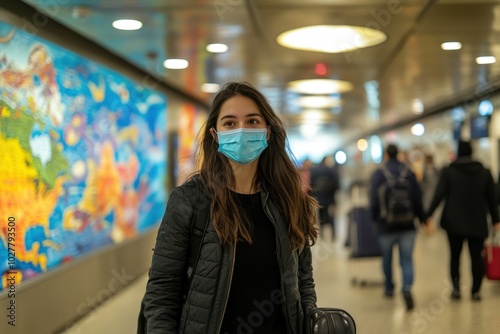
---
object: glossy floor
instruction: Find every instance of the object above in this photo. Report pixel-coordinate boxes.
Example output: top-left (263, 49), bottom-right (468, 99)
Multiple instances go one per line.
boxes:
top-left (63, 202), bottom-right (500, 334)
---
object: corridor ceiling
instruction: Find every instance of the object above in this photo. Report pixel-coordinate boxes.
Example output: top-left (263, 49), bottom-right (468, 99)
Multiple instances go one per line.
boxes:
top-left (20, 0), bottom-right (500, 145)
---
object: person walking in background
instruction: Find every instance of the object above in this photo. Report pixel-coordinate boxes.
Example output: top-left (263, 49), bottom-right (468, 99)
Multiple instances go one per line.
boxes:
top-left (310, 155), bottom-right (340, 240)
top-left (369, 144), bottom-right (427, 311)
top-left (141, 82), bottom-right (319, 333)
top-left (420, 154), bottom-right (440, 210)
top-left (426, 140), bottom-right (500, 301)
top-left (299, 158), bottom-right (313, 195)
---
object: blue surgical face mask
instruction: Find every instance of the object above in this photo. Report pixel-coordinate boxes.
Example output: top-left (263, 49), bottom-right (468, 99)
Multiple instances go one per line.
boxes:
top-left (215, 127), bottom-right (268, 165)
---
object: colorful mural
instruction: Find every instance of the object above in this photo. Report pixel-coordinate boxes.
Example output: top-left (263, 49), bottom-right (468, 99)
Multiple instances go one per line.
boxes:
top-left (0, 20), bottom-right (167, 290)
top-left (176, 104), bottom-right (206, 185)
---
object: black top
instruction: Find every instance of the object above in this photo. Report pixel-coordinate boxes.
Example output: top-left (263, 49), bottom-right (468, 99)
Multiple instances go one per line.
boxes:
top-left (219, 192), bottom-right (287, 334)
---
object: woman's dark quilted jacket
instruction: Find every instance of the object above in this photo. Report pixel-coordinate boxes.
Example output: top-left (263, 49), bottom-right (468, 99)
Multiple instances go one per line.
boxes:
top-left (143, 177), bottom-right (317, 333)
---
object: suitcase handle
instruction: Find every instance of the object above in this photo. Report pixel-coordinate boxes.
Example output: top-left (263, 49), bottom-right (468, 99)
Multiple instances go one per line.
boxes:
top-left (486, 245), bottom-right (492, 263)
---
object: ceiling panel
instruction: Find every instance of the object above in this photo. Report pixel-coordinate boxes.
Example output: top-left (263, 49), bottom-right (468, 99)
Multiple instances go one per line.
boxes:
top-left (18, 0), bottom-right (500, 146)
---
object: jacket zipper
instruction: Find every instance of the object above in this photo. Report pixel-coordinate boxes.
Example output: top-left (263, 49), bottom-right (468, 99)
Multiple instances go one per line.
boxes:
top-left (262, 193), bottom-right (292, 334)
top-left (216, 242), bottom-right (236, 333)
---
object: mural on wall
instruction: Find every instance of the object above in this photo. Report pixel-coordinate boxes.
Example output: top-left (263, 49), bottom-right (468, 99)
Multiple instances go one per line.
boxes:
top-left (176, 104), bottom-right (206, 185)
top-left (0, 20), bottom-right (167, 290)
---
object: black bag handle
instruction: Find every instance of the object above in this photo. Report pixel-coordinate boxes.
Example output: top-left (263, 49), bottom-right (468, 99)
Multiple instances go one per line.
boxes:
top-left (305, 307), bottom-right (356, 334)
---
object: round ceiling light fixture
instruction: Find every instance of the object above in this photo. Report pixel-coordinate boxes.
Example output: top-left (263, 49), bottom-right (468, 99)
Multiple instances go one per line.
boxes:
top-left (277, 25), bottom-right (387, 53)
top-left (411, 123), bottom-right (425, 136)
top-left (288, 79), bottom-right (353, 95)
top-left (297, 96), bottom-right (341, 109)
top-left (112, 19), bottom-right (143, 31)
top-left (301, 109), bottom-right (329, 123)
top-left (334, 151), bottom-right (347, 165)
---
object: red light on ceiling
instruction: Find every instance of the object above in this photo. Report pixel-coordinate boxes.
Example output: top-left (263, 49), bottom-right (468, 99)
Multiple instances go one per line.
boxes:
top-left (315, 63), bottom-right (327, 76)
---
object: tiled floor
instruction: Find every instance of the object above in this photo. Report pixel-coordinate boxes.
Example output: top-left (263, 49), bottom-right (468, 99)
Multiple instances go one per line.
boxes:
top-left (63, 200), bottom-right (500, 334)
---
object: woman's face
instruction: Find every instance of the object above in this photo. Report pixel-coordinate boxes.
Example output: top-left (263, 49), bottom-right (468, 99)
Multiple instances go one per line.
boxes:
top-left (214, 95), bottom-right (267, 132)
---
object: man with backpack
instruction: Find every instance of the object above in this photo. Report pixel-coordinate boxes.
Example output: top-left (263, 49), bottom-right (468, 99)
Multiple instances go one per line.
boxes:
top-left (369, 144), bottom-right (428, 311)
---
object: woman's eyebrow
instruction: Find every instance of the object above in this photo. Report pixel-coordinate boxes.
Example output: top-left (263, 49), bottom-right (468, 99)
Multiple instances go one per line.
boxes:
top-left (219, 115), bottom-right (236, 121)
top-left (219, 113), bottom-right (262, 121)
top-left (245, 113), bottom-right (263, 118)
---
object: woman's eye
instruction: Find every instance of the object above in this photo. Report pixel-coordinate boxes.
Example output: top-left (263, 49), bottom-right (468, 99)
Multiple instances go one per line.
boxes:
top-left (248, 119), bottom-right (259, 125)
top-left (223, 121), bottom-right (235, 127)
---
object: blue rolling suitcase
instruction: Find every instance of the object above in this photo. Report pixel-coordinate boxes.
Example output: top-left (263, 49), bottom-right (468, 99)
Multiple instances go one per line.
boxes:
top-left (347, 207), bottom-right (383, 286)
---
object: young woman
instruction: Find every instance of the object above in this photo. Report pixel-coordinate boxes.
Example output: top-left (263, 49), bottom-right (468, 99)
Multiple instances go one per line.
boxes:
top-left (142, 82), bottom-right (319, 333)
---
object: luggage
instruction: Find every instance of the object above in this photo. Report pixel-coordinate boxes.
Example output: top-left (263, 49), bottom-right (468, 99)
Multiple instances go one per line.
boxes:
top-left (484, 245), bottom-right (500, 280)
top-left (346, 182), bottom-right (383, 286)
top-left (484, 231), bottom-right (500, 280)
top-left (305, 307), bottom-right (356, 334)
top-left (348, 207), bottom-right (382, 258)
top-left (348, 180), bottom-right (369, 208)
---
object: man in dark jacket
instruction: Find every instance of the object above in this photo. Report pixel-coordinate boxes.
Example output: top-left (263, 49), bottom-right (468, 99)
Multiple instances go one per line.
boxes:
top-left (426, 140), bottom-right (500, 301)
top-left (369, 144), bottom-right (426, 311)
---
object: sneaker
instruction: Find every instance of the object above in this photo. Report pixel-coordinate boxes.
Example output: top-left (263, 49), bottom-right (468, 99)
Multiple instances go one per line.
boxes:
top-left (450, 290), bottom-right (461, 300)
top-left (403, 291), bottom-right (414, 310)
top-left (471, 293), bottom-right (481, 301)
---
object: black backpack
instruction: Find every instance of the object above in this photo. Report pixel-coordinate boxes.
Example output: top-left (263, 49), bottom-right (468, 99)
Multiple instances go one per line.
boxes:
top-left (378, 164), bottom-right (414, 226)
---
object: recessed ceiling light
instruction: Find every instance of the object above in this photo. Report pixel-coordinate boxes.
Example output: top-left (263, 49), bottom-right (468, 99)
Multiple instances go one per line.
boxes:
top-left (411, 123), bottom-right (425, 136)
top-left (334, 151), bottom-right (347, 165)
top-left (206, 43), bottom-right (228, 53)
top-left (201, 83), bottom-right (220, 93)
top-left (300, 123), bottom-right (320, 137)
top-left (163, 59), bottom-right (189, 69)
top-left (357, 139), bottom-right (368, 151)
top-left (297, 96), bottom-right (341, 109)
top-left (476, 56), bottom-right (496, 65)
top-left (112, 19), bottom-right (143, 31)
top-left (288, 79), bottom-right (353, 95)
top-left (478, 99), bottom-right (493, 116)
top-left (277, 25), bottom-right (387, 53)
top-left (301, 109), bottom-right (329, 123)
top-left (412, 99), bottom-right (424, 114)
top-left (441, 42), bottom-right (462, 50)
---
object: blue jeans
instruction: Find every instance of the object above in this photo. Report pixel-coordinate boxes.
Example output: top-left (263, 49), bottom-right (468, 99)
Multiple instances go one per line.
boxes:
top-left (378, 230), bottom-right (416, 293)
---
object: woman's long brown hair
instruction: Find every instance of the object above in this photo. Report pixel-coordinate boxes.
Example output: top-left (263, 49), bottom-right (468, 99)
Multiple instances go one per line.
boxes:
top-left (197, 82), bottom-right (318, 249)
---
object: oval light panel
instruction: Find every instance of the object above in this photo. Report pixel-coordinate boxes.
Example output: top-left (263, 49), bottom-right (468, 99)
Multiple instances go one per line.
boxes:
top-left (277, 25), bottom-right (387, 53)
